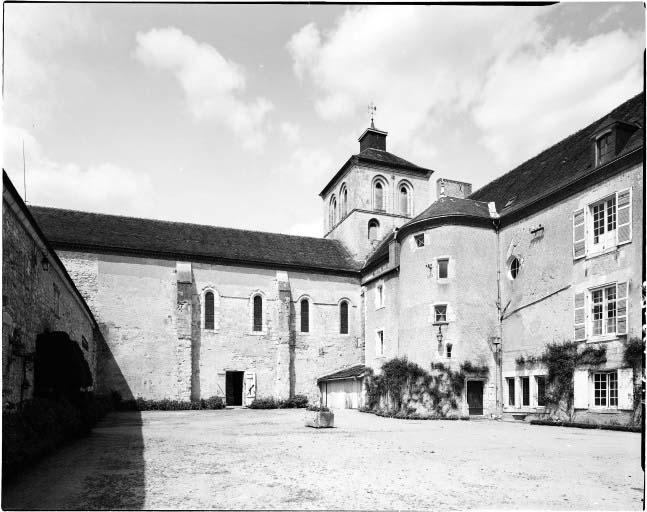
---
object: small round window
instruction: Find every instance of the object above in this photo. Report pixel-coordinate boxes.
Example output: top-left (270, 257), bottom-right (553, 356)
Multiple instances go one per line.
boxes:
top-left (509, 257), bottom-right (521, 280)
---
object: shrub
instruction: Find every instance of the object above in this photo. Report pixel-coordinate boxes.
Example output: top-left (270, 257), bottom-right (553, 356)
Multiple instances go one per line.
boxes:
top-left (624, 337), bottom-right (644, 367)
top-left (116, 396), bottom-right (225, 411)
top-left (248, 397), bottom-right (279, 409)
top-left (200, 396), bottom-right (225, 410)
top-left (279, 394), bottom-right (309, 408)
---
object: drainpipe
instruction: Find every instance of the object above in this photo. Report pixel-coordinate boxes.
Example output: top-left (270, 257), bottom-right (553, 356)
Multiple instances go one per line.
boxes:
top-left (493, 216), bottom-right (503, 415)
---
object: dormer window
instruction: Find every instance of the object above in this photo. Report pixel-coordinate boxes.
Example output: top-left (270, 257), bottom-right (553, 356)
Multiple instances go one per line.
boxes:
top-left (596, 132), bottom-right (612, 166)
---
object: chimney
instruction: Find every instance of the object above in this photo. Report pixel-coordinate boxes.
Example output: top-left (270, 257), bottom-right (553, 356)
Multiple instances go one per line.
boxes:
top-left (358, 127), bottom-right (387, 153)
top-left (436, 178), bottom-right (472, 200)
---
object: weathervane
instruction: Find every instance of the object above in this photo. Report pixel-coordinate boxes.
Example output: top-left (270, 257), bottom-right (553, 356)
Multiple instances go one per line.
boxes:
top-left (368, 102), bottom-right (377, 128)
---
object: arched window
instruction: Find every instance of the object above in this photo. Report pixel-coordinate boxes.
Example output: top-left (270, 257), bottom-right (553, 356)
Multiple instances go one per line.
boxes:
top-left (329, 196), bottom-right (337, 228)
top-left (374, 182), bottom-right (384, 211)
top-left (368, 219), bottom-right (380, 241)
top-left (204, 291), bottom-right (215, 330)
top-left (340, 300), bottom-right (349, 334)
top-left (400, 185), bottom-right (410, 215)
top-left (340, 185), bottom-right (348, 218)
top-left (300, 299), bottom-right (310, 333)
top-left (253, 295), bottom-right (263, 332)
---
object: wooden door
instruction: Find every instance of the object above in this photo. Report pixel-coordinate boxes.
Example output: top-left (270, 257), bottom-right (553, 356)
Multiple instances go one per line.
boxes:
top-left (467, 380), bottom-right (484, 415)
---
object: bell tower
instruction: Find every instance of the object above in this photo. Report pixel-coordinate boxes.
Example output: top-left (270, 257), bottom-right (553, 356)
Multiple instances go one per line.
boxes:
top-left (319, 106), bottom-right (435, 262)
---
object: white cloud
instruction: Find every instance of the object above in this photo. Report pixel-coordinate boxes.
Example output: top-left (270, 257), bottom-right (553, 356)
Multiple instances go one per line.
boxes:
top-left (287, 5), bottom-right (643, 169)
top-left (279, 122), bottom-right (301, 144)
top-left (3, 125), bottom-right (154, 215)
top-left (473, 30), bottom-right (643, 167)
top-left (134, 27), bottom-right (273, 150)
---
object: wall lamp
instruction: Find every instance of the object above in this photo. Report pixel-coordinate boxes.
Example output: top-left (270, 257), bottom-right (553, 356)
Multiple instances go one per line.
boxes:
top-left (436, 324), bottom-right (444, 344)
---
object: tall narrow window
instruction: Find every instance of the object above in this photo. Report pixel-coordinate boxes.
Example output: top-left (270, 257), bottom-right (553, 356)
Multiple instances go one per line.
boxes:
top-left (368, 219), bottom-right (380, 241)
top-left (341, 186), bottom-right (348, 218)
top-left (376, 284), bottom-right (384, 308)
top-left (253, 295), bottom-right (263, 332)
top-left (521, 376), bottom-right (530, 406)
top-left (446, 343), bottom-right (452, 359)
top-left (329, 196), bottom-right (337, 228)
top-left (204, 291), bottom-right (215, 330)
top-left (300, 299), bottom-right (309, 333)
top-left (340, 301), bottom-right (349, 334)
top-left (507, 378), bottom-right (515, 406)
top-left (536, 376), bottom-right (546, 406)
top-left (374, 182), bottom-right (384, 211)
top-left (400, 186), bottom-right (409, 215)
top-left (376, 330), bottom-right (384, 356)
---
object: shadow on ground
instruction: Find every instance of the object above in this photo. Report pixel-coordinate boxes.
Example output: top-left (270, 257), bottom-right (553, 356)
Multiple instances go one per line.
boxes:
top-left (2, 339), bottom-right (146, 510)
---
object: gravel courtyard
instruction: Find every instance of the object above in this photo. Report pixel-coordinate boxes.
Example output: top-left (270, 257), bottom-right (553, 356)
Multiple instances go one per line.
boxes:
top-left (2, 408), bottom-right (643, 510)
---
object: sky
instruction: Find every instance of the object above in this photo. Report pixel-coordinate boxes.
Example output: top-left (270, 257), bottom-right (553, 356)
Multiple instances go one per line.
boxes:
top-left (2, 2), bottom-right (644, 237)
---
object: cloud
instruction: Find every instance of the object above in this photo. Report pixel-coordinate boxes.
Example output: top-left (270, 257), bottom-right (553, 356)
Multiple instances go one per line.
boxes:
top-left (287, 5), bottom-right (643, 169)
top-left (473, 30), bottom-right (643, 167)
top-left (273, 147), bottom-right (336, 187)
top-left (134, 27), bottom-right (273, 150)
top-left (279, 122), bottom-right (301, 144)
top-left (3, 125), bottom-right (155, 215)
top-left (3, 4), bottom-right (95, 123)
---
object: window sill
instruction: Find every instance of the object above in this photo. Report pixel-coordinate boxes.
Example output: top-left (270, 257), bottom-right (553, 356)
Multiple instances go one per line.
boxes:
top-left (375, 305), bottom-right (386, 311)
top-left (437, 278), bottom-right (450, 284)
top-left (585, 246), bottom-right (619, 260)
top-left (249, 331), bottom-right (267, 336)
top-left (586, 334), bottom-right (625, 344)
top-left (432, 321), bottom-right (449, 326)
top-left (587, 408), bottom-right (620, 414)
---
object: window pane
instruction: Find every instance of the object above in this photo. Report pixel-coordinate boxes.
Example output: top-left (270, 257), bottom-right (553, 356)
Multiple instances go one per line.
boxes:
top-left (521, 377), bottom-right (530, 406)
top-left (609, 372), bottom-right (618, 406)
top-left (507, 378), bottom-right (515, 406)
top-left (253, 295), bottom-right (263, 332)
top-left (435, 305), bottom-right (447, 322)
top-left (592, 289), bottom-right (603, 336)
top-left (606, 196), bottom-right (616, 231)
top-left (205, 291), bottom-right (215, 330)
top-left (438, 259), bottom-right (449, 279)
top-left (605, 285), bottom-right (617, 334)
top-left (414, 234), bottom-right (424, 247)
top-left (592, 202), bottom-right (605, 243)
top-left (536, 376), bottom-right (546, 406)
top-left (340, 301), bottom-right (349, 334)
top-left (594, 373), bottom-right (607, 406)
top-left (300, 299), bottom-right (309, 333)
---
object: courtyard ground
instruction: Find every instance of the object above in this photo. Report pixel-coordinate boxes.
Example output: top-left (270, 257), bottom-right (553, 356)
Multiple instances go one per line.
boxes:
top-left (2, 408), bottom-right (643, 510)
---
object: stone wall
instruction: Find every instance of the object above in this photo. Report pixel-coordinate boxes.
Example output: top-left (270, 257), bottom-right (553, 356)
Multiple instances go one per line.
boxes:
top-left (57, 251), bottom-right (364, 403)
top-left (499, 163), bottom-right (643, 421)
top-left (2, 195), bottom-right (99, 409)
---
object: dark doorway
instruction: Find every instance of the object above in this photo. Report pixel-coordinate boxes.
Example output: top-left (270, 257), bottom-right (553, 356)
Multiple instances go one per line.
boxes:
top-left (226, 371), bottom-right (244, 406)
top-left (466, 380), bottom-right (484, 416)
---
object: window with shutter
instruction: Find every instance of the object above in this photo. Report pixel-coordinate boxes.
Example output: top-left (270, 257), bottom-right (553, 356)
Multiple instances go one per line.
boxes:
top-left (574, 291), bottom-right (586, 341)
top-left (616, 281), bottom-right (628, 335)
top-left (617, 367), bottom-right (634, 410)
top-left (616, 188), bottom-right (632, 245)
top-left (573, 208), bottom-right (586, 259)
top-left (573, 369), bottom-right (589, 409)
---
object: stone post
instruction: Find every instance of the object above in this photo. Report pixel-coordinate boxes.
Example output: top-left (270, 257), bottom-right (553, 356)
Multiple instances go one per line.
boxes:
top-left (273, 271), bottom-right (293, 399)
top-left (175, 262), bottom-right (193, 401)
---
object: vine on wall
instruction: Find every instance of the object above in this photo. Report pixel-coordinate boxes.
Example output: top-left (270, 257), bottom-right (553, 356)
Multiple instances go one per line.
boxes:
top-left (364, 357), bottom-right (489, 418)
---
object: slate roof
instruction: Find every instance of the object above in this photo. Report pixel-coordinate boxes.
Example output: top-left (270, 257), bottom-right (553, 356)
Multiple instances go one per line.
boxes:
top-left (317, 364), bottom-right (366, 383)
top-left (405, 196), bottom-right (492, 224)
top-left (320, 148), bottom-right (434, 197)
top-left (363, 232), bottom-right (393, 269)
top-left (28, 207), bottom-right (362, 274)
top-left (469, 93), bottom-right (644, 214)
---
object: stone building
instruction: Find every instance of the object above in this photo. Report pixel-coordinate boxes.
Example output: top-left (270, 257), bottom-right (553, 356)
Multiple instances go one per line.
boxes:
top-left (4, 93), bottom-right (643, 425)
top-left (2, 172), bottom-right (102, 408)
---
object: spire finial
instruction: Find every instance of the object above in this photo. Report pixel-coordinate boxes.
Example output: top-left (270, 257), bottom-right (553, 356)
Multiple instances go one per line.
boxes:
top-left (368, 102), bottom-right (377, 128)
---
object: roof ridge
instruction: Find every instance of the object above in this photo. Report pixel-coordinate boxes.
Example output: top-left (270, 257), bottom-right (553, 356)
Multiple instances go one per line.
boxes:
top-left (28, 205), bottom-right (331, 243)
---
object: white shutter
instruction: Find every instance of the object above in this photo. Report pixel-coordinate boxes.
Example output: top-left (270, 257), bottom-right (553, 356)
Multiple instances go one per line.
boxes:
top-left (616, 188), bottom-right (632, 245)
top-left (617, 368), bottom-right (634, 410)
top-left (574, 291), bottom-right (586, 341)
top-left (573, 208), bottom-right (586, 259)
top-left (616, 282), bottom-right (628, 335)
top-left (573, 369), bottom-right (589, 409)
top-left (243, 371), bottom-right (256, 406)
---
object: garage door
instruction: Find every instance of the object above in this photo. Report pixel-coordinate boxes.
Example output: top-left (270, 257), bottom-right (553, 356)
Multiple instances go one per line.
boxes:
top-left (324, 379), bottom-right (362, 409)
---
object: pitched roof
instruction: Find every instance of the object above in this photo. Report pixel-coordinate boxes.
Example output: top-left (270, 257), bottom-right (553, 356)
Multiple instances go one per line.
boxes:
top-left (405, 196), bottom-right (492, 225)
top-left (469, 93), bottom-right (644, 214)
top-left (28, 206), bottom-right (362, 274)
top-left (317, 364), bottom-right (366, 383)
top-left (320, 148), bottom-right (434, 197)
top-left (363, 232), bottom-right (393, 269)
